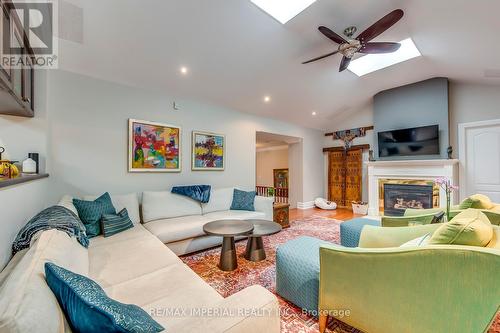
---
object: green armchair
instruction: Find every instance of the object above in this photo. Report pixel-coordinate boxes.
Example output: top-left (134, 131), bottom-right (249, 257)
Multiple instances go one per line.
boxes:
top-left (405, 207), bottom-right (500, 226)
top-left (381, 206), bottom-right (500, 227)
top-left (380, 210), bottom-right (442, 227)
top-left (318, 224), bottom-right (500, 333)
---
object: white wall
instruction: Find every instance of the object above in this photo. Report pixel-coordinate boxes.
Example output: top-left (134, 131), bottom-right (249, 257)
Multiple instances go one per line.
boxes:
top-left (0, 70), bottom-right (51, 269)
top-left (46, 69), bottom-right (325, 205)
top-left (256, 147), bottom-right (288, 187)
top-left (449, 82), bottom-right (500, 157)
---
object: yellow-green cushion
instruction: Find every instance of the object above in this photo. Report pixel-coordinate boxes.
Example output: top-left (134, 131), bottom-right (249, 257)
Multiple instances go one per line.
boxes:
top-left (491, 204), bottom-right (500, 214)
top-left (469, 194), bottom-right (494, 210)
top-left (458, 197), bottom-right (479, 210)
top-left (429, 209), bottom-right (493, 247)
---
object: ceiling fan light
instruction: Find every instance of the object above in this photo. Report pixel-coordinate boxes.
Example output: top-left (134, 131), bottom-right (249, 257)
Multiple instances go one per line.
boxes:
top-left (348, 38), bottom-right (421, 76)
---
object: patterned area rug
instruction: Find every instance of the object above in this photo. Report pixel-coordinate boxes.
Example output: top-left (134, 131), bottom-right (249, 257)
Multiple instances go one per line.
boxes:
top-left (181, 216), bottom-right (500, 333)
top-left (181, 216), bottom-right (360, 333)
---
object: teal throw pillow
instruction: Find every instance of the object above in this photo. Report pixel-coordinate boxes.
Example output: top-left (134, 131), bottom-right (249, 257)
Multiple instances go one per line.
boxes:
top-left (45, 263), bottom-right (164, 333)
top-left (102, 208), bottom-right (134, 238)
top-left (73, 193), bottom-right (116, 238)
top-left (230, 189), bottom-right (256, 211)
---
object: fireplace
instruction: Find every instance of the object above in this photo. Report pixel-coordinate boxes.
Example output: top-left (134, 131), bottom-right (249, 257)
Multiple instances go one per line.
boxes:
top-left (384, 183), bottom-right (434, 216)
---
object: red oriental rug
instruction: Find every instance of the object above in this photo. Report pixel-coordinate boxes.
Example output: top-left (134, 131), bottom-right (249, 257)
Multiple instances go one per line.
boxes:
top-left (180, 216), bottom-right (500, 333)
top-left (181, 216), bottom-right (359, 333)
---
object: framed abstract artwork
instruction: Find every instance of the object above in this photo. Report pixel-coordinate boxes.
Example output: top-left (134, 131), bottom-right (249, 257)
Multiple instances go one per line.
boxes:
top-left (128, 119), bottom-right (181, 172)
top-left (192, 131), bottom-right (225, 171)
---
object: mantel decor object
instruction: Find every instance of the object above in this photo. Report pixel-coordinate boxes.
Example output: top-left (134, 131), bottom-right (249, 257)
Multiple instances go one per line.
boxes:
top-left (0, 160), bottom-right (20, 179)
top-left (22, 158), bottom-right (37, 174)
top-left (329, 126), bottom-right (373, 150)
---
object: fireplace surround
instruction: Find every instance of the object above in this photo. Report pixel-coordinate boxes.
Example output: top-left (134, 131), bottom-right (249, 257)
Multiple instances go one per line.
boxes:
top-left (367, 159), bottom-right (459, 216)
top-left (384, 183), bottom-right (434, 216)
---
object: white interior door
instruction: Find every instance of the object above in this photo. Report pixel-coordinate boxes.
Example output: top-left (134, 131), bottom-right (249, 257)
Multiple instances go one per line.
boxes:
top-left (459, 119), bottom-right (500, 202)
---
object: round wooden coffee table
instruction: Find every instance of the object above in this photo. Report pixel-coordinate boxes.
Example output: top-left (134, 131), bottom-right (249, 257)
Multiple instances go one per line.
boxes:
top-left (244, 220), bottom-right (282, 262)
top-left (203, 220), bottom-right (254, 271)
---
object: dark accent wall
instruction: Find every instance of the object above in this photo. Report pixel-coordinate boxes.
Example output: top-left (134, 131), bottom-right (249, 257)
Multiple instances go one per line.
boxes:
top-left (374, 77), bottom-right (449, 160)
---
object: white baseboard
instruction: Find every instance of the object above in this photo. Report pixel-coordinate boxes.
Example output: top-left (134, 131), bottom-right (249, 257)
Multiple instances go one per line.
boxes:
top-left (297, 201), bottom-right (315, 210)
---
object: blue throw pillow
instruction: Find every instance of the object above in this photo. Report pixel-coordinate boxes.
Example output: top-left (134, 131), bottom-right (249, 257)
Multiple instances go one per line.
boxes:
top-left (230, 189), bottom-right (256, 211)
top-left (102, 208), bottom-right (134, 238)
top-left (73, 193), bottom-right (116, 238)
top-left (45, 262), bottom-right (164, 333)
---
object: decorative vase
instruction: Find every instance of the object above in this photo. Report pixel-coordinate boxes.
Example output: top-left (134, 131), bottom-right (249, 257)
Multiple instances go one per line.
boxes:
top-left (22, 158), bottom-right (37, 174)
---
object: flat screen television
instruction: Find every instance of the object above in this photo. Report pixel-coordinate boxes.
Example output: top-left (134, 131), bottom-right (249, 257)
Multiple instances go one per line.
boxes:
top-left (378, 125), bottom-right (440, 157)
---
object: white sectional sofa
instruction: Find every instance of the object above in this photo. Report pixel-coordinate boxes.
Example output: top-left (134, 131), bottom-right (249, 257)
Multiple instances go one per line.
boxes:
top-left (0, 225), bottom-right (280, 332)
top-left (142, 187), bottom-right (274, 255)
top-left (0, 188), bottom-right (280, 332)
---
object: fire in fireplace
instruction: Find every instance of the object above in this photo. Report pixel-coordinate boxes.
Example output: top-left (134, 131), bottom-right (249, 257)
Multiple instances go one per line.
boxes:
top-left (384, 183), bottom-right (434, 216)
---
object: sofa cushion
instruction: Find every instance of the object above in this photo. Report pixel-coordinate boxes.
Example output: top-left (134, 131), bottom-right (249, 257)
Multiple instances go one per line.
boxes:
top-left (84, 193), bottom-right (141, 225)
top-left (0, 230), bottom-right (88, 333)
top-left (102, 208), bottom-right (134, 237)
top-left (429, 209), bottom-right (493, 247)
top-left (139, 265), bottom-right (225, 328)
top-left (142, 191), bottom-right (202, 222)
top-left (143, 215), bottom-right (210, 244)
top-left (203, 210), bottom-right (266, 221)
top-left (458, 197), bottom-right (479, 210)
top-left (230, 189), bottom-right (256, 211)
top-left (45, 263), bottom-right (163, 333)
top-left (201, 187), bottom-right (234, 214)
top-left (57, 195), bottom-right (79, 215)
top-left (469, 194), bottom-right (495, 210)
top-left (73, 193), bottom-right (116, 237)
top-left (400, 233), bottom-right (432, 247)
top-left (88, 225), bottom-right (182, 287)
top-left (105, 263), bottom-right (223, 321)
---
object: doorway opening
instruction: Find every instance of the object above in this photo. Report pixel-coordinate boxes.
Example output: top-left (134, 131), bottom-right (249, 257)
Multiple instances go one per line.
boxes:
top-left (256, 131), bottom-right (302, 208)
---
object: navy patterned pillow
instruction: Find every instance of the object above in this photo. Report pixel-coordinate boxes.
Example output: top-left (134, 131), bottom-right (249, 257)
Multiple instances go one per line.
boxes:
top-left (230, 189), bottom-right (256, 211)
top-left (45, 263), bottom-right (164, 333)
top-left (73, 193), bottom-right (116, 238)
top-left (102, 208), bottom-right (134, 237)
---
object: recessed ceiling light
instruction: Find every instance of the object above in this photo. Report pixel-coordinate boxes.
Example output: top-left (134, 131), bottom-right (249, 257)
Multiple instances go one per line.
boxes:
top-left (264, 96), bottom-right (271, 103)
top-left (311, 111), bottom-right (317, 116)
top-left (348, 38), bottom-right (421, 77)
top-left (180, 66), bottom-right (188, 75)
top-left (250, 0), bottom-right (317, 24)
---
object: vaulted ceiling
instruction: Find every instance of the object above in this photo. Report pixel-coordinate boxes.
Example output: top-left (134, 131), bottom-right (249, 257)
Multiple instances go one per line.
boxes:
top-left (60, 0), bottom-right (500, 130)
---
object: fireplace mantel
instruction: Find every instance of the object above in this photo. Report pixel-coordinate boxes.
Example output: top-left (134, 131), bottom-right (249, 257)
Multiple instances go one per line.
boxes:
top-left (366, 159), bottom-right (459, 167)
top-left (366, 159), bottom-right (459, 216)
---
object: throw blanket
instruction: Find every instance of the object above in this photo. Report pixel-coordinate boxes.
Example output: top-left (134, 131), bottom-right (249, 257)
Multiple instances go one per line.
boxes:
top-left (12, 206), bottom-right (89, 255)
top-left (171, 185), bottom-right (211, 203)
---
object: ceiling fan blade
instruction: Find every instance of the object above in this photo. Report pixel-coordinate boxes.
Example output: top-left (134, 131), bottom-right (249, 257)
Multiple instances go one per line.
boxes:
top-left (318, 26), bottom-right (347, 44)
top-left (302, 50), bottom-right (339, 64)
top-left (356, 9), bottom-right (404, 43)
top-left (339, 56), bottom-right (351, 72)
top-left (359, 42), bottom-right (401, 54)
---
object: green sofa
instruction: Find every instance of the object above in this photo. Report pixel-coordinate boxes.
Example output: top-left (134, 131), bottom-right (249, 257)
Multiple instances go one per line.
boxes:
top-left (381, 207), bottom-right (500, 227)
top-left (318, 224), bottom-right (500, 333)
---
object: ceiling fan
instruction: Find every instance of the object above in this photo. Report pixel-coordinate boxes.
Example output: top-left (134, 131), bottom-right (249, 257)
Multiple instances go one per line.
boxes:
top-left (302, 9), bottom-right (404, 72)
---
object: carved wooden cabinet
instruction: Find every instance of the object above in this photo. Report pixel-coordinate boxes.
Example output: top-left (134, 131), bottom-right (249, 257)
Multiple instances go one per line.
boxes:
top-left (327, 149), bottom-right (362, 207)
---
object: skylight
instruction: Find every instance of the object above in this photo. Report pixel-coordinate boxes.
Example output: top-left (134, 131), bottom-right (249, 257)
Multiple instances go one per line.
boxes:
top-left (250, 0), bottom-right (317, 24)
top-left (348, 38), bottom-right (421, 76)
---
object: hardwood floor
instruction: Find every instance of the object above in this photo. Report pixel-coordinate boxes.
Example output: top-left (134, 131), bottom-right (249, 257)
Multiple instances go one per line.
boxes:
top-left (289, 207), bottom-right (360, 221)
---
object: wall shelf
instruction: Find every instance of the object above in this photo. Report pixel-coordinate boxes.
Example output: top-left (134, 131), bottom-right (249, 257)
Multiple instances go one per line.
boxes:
top-left (0, 173), bottom-right (48, 189)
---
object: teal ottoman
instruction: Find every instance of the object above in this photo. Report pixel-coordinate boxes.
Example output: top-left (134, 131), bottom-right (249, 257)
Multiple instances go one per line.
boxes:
top-left (276, 236), bottom-right (335, 315)
top-left (340, 217), bottom-right (380, 247)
